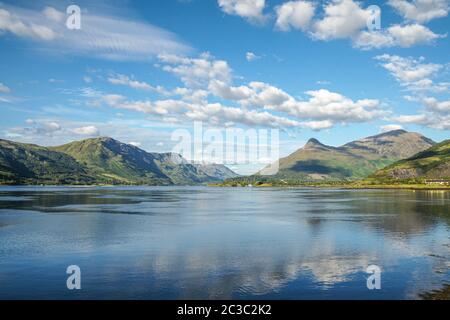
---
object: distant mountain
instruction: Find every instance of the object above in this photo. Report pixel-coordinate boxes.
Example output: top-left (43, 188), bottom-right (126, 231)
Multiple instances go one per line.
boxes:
top-left (0, 139), bottom-right (94, 184)
top-left (0, 137), bottom-right (238, 185)
top-left (193, 163), bottom-right (239, 181)
top-left (257, 130), bottom-right (435, 181)
top-left (370, 139), bottom-right (450, 181)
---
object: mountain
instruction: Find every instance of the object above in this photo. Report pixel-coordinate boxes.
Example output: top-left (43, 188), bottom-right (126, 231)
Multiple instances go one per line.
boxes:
top-left (0, 139), bottom-right (94, 184)
top-left (370, 139), bottom-right (450, 181)
top-left (256, 130), bottom-right (435, 181)
top-left (0, 137), bottom-right (238, 185)
top-left (51, 137), bottom-right (171, 185)
top-left (193, 163), bottom-right (239, 181)
top-left (150, 152), bottom-right (239, 184)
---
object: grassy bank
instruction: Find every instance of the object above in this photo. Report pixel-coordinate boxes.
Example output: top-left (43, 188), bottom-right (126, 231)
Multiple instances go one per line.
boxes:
top-left (212, 180), bottom-right (450, 190)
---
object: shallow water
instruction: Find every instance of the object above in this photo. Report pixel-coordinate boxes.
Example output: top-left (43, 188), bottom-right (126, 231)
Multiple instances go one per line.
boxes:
top-left (0, 186), bottom-right (449, 299)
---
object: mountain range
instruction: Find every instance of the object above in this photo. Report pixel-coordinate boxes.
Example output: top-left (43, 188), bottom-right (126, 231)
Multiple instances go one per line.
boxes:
top-left (0, 137), bottom-right (238, 185)
top-left (256, 130), bottom-right (435, 181)
top-left (1, 130), bottom-right (448, 186)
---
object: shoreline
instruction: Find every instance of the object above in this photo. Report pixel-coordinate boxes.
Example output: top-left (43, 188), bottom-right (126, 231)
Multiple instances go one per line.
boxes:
top-left (1, 183), bottom-right (450, 190)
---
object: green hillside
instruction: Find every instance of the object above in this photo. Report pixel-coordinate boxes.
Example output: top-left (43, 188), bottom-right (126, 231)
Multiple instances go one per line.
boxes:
top-left (370, 139), bottom-right (450, 182)
top-left (51, 137), bottom-right (171, 185)
top-left (0, 137), bottom-right (238, 186)
top-left (0, 139), bottom-right (94, 185)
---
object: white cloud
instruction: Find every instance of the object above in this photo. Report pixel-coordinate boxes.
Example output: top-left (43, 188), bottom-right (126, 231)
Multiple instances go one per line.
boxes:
top-left (42, 6), bottom-right (64, 22)
top-left (376, 54), bottom-right (441, 83)
top-left (267, 0), bottom-right (444, 50)
top-left (388, 0), bottom-right (449, 23)
top-left (108, 74), bottom-right (150, 90)
top-left (72, 125), bottom-right (100, 136)
top-left (379, 124), bottom-right (404, 132)
top-left (279, 89), bottom-right (384, 123)
top-left (149, 53), bottom-right (387, 130)
top-left (158, 52), bottom-right (232, 88)
top-left (275, 1), bottom-right (315, 31)
top-left (354, 24), bottom-right (443, 49)
top-left (10, 120), bottom-right (62, 137)
top-left (311, 0), bottom-right (372, 40)
top-left (0, 8), bottom-right (57, 41)
top-left (101, 93), bottom-right (301, 128)
top-left (393, 112), bottom-right (450, 130)
top-left (210, 80), bottom-right (384, 124)
top-left (107, 73), bottom-right (171, 95)
top-left (0, 5), bottom-right (190, 61)
top-left (421, 97), bottom-right (450, 113)
top-left (128, 141), bottom-right (142, 147)
top-left (218, 0), bottom-right (267, 23)
top-left (246, 52), bottom-right (260, 61)
top-left (301, 120), bottom-right (333, 130)
top-left (394, 114), bottom-right (429, 124)
top-left (375, 54), bottom-right (447, 93)
top-left (388, 24), bottom-right (443, 47)
top-left (0, 82), bottom-right (11, 93)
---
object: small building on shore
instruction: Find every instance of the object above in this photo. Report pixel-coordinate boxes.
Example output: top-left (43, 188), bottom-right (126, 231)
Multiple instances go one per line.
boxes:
top-left (424, 179), bottom-right (450, 185)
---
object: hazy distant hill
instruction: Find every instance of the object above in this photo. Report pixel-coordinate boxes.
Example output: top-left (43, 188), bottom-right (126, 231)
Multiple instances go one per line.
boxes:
top-left (370, 139), bottom-right (450, 181)
top-left (0, 137), bottom-right (238, 185)
top-left (256, 130), bottom-right (435, 181)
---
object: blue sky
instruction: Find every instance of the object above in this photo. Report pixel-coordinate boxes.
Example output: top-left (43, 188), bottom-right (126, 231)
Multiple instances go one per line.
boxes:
top-left (0, 0), bottom-right (449, 174)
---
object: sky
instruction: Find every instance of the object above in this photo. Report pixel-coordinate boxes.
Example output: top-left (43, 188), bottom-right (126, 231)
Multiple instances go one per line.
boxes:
top-left (0, 0), bottom-right (449, 174)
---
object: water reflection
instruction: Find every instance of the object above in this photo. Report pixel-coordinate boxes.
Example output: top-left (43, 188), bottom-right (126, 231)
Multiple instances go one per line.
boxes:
top-left (0, 186), bottom-right (448, 299)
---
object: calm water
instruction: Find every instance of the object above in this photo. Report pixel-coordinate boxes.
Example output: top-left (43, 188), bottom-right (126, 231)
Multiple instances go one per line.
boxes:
top-left (0, 186), bottom-right (449, 300)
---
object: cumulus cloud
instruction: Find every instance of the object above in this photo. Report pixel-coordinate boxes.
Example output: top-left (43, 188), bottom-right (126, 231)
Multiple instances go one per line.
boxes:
top-left (269, 0), bottom-right (445, 50)
top-left (275, 1), bottom-right (315, 31)
top-left (0, 4), bottom-right (190, 61)
top-left (394, 114), bottom-right (429, 124)
top-left (393, 97), bottom-right (450, 130)
top-left (311, 0), bottom-right (372, 40)
top-left (380, 124), bottom-right (404, 132)
top-left (387, 24), bottom-right (443, 47)
top-left (72, 125), bottom-right (100, 136)
top-left (376, 53), bottom-right (450, 131)
top-left (210, 80), bottom-right (384, 124)
top-left (158, 52), bottom-right (232, 88)
top-left (388, 0), bottom-right (449, 23)
top-left (375, 54), bottom-right (447, 92)
top-left (152, 53), bottom-right (387, 129)
top-left (0, 82), bottom-right (11, 93)
top-left (279, 89), bottom-right (384, 123)
top-left (101, 93), bottom-right (300, 128)
top-left (421, 97), bottom-right (450, 113)
top-left (301, 120), bottom-right (334, 130)
top-left (218, 0), bottom-right (267, 24)
top-left (354, 23), bottom-right (443, 49)
top-left (394, 112), bottom-right (450, 130)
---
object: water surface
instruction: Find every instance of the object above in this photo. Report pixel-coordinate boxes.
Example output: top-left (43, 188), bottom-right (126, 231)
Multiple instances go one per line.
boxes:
top-left (0, 186), bottom-right (449, 299)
